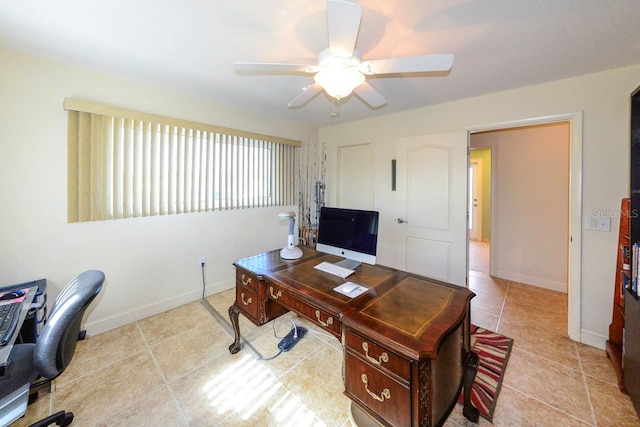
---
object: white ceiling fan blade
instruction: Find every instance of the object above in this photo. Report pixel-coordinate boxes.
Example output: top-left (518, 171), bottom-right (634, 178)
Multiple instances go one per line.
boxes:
top-left (288, 84), bottom-right (323, 107)
top-left (327, 0), bottom-right (362, 57)
top-left (235, 62), bottom-right (317, 73)
top-left (354, 82), bottom-right (387, 108)
top-left (360, 54), bottom-right (454, 75)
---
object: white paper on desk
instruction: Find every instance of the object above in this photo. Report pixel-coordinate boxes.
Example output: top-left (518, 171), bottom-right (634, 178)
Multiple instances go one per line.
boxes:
top-left (333, 282), bottom-right (368, 298)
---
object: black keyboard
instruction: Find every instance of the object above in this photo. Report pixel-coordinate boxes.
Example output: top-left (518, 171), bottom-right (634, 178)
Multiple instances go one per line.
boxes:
top-left (0, 302), bottom-right (21, 347)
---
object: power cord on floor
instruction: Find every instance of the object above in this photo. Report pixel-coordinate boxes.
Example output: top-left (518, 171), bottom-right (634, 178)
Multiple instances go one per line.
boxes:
top-left (259, 318), bottom-right (301, 361)
top-left (259, 349), bottom-right (283, 361)
top-left (200, 261), bottom-right (206, 299)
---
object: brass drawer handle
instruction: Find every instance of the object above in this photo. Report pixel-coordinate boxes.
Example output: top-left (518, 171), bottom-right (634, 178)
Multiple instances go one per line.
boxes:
top-left (241, 274), bottom-right (252, 287)
top-left (362, 342), bottom-right (389, 365)
top-left (241, 293), bottom-right (252, 305)
top-left (315, 310), bottom-right (334, 327)
top-left (269, 286), bottom-right (282, 300)
top-left (361, 374), bottom-right (391, 402)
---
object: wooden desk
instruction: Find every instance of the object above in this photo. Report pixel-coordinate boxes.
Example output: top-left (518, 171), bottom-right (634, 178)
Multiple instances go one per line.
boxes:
top-left (228, 248), bottom-right (479, 426)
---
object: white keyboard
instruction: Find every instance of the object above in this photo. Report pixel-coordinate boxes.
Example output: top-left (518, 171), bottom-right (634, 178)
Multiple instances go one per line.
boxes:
top-left (314, 261), bottom-right (355, 279)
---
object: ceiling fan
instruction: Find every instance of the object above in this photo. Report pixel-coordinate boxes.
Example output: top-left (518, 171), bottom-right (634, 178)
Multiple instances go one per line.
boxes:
top-left (234, 0), bottom-right (454, 109)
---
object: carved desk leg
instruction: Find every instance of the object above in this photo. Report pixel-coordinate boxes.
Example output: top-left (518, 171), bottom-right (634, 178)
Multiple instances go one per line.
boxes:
top-left (462, 350), bottom-right (480, 423)
top-left (228, 304), bottom-right (242, 354)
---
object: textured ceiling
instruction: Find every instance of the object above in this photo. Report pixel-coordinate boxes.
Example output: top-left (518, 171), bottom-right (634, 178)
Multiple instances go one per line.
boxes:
top-left (1, 0), bottom-right (639, 127)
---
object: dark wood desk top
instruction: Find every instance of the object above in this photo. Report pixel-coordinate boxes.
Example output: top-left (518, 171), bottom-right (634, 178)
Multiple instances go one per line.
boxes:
top-left (234, 247), bottom-right (474, 361)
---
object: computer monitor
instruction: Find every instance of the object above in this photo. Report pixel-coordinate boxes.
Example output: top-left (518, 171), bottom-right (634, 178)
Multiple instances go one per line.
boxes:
top-left (316, 207), bottom-right (379, 269)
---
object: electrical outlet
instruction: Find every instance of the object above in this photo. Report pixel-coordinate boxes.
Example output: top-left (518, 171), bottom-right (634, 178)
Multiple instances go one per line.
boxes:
top-left (199, 256), bottom-right (206, 266)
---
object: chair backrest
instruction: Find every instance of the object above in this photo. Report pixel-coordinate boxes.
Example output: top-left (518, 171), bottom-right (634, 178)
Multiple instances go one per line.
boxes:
top-left (33, 270), bottom-right (104, 379)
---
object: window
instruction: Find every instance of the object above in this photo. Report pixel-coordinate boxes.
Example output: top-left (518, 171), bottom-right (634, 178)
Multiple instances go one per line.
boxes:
top-left (65, 99), bottom-right (299, 223)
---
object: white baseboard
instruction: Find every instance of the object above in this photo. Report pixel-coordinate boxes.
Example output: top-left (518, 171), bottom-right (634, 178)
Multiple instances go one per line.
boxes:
top-left (580, 328), bottom-right (607, 350)
top-left (84, 278), bottom-right (235, 336)
top-left (494, 269), bottom-right (567, 293)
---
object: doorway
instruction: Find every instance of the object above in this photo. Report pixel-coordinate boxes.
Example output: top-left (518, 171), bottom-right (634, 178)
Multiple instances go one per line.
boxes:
top-left (469, 149), bottom-right (491, 274)
top-left (467, 112), bottom-right (582, 341)
top-left (470, 122), bottom-right (570, 292)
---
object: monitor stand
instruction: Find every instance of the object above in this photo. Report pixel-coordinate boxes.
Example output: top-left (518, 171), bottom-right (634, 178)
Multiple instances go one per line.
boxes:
top-left (335, 259), bottom-right (361, 270)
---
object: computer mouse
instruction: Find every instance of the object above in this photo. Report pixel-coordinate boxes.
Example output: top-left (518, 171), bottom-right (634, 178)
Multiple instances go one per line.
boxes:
top-left (0, 290), bottom-right (25, 300)
top-left (342, 284), bottom-right (359, 293)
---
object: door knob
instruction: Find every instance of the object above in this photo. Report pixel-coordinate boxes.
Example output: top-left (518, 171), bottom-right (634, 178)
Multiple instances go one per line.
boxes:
top-left (396, 218), bottom-right (408, 224)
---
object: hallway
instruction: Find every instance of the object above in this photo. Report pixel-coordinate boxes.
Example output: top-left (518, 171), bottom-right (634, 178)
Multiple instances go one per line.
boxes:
top-left (469, 240), bottom-right (490, 274)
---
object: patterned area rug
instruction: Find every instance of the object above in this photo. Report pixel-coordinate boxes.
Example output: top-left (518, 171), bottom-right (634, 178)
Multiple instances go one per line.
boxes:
top-left (458, 325), bottom-right (513, 421)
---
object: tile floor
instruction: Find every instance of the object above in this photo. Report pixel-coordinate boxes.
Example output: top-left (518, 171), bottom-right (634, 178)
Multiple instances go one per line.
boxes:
top-left (14, 271), bottom-right (640, 426)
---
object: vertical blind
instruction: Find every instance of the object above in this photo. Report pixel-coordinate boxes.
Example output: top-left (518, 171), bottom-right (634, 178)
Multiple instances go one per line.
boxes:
top-left (65, 99), bottom-right (300, 223)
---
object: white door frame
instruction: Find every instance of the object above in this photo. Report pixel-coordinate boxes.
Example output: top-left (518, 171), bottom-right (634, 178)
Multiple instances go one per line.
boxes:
top-left (466, 112), bottom-right (582, 342)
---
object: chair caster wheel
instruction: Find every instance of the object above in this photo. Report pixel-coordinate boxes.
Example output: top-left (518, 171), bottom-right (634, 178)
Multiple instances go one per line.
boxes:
top-left (58, 412), bottom-right (73, 427)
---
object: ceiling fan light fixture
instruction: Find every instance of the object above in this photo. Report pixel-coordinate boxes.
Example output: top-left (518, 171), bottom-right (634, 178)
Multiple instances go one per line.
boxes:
top-left (314, 67), bottom-right (365, 100)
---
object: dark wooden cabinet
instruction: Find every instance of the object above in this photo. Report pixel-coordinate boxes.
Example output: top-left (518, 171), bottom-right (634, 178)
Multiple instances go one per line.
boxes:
top-left (625, 84), bottom-right (640, 416)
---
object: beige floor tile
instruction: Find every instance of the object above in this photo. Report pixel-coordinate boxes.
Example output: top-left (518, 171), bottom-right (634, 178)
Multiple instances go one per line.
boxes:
top-left (171, 349), bottom-right (326, 426)
top-left (505, 284), bottom-right (567, 314)
top-left (279, 343), bottom-right (351, 425)
top-left (576, 343), bottom-right (620, 385)
top-left (489, 385), bottom-right (591, 426)
top-left (500, 303), bottom-right (567, 335)
top-left (216, 387), bottom-right (330, 426)
top-left (470, 307), bottom-right (500, 331)
top-left (497, 318), bottom-right (580, 370)
top-left (54, 351), bottom-right (165, 424)
top-left (502, 348), bottom-right (592, 423)
top-left (94, 386), bottom-right (188, 427)
top-left (58, 323), bottom-right (146, 385)
top-left (171, 350), bottom-right (258, 425)
top-left (470, 289), bottom-right (505, 314)
top-left (137, 301), bottom-right (214, 346)
top-left (586, 375), bottom-right (640, 426)
top-left (151, 319), bottom-right (233, 382)
top-left (508, 280), bottom-right (567, 295)
top-left (469, 274), bottom-right (508, 299)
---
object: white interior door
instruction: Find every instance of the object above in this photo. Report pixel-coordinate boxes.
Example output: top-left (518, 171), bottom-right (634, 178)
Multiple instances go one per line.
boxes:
top-left (395, 132), bottom-right (468, 287)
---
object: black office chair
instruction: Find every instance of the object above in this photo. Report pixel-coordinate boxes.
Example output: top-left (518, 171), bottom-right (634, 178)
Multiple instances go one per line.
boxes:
top-left (0, 270), bottom-right (104, 426)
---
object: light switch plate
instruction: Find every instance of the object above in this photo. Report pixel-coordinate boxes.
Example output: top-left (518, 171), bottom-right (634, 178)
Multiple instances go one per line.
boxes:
top-left (597, 216), bottom-right (611, 231)
top-left (586, 215), bottom-right (610, 232)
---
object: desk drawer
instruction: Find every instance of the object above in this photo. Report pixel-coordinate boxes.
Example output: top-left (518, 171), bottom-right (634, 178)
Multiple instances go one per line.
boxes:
top-left (267, 283), bottom-right (341, 337)
top-left (266, 283), bottom-right (291, 305)
top-left (345, 351), bottom-right (410, 427)
top-left (298, 301), bottom-right (341, 336)
top-left (235, 285), bottom-right (258, 320)
top-left (236, 269), bottom-right (258, 291)
top-left (345, 330), bottom-right (410, 381)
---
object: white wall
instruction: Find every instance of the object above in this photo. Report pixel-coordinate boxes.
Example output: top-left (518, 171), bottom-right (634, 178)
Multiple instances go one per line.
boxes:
top-left (0, 48), bottom-right (313, 334)
top-left (319, 64), bottom-right (640, 347)
top-left (472, 124), bottom-right (570, 292)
